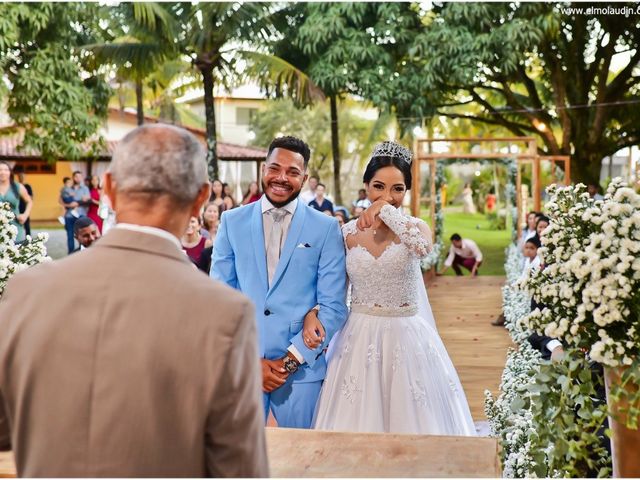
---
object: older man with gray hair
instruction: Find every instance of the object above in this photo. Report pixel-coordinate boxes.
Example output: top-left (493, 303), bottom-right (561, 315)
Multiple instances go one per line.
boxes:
top-left (0, 124), bottom-right (268, 477)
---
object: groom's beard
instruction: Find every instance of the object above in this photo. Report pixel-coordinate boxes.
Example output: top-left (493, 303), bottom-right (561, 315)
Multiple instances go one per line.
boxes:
top-left (261, 179), bottom-right (301, 208)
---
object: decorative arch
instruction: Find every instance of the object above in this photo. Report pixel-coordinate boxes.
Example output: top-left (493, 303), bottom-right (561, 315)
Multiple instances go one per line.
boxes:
top-left (411, 137), bottom-right (570, 244)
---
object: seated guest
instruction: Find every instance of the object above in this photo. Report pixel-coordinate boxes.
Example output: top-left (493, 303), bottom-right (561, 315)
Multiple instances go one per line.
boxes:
top-left (201, 201), bottom-right (221, 247)
top-left (241, 181), bottom-right (262, 205)
top-left (308, 182), bottom-right (334, 214)
top-left (520, 235), bottom-right (541, 280)
top-left (439, 233), bottom-right (483, 277)
top-left (72, 216), bottom-right (101, 251)
top-left (535, 214), bottom-right (550, 237)
top-left (0, 124), bottom-right (268, 477)
top-left (352, 206), bottom-right (365, 219)
top-left (181, 215), bottom-right (207, 262)
top-left (351, 188), bottom-right (371, 215)
top-left (518, 210), bottom-right (538, 249)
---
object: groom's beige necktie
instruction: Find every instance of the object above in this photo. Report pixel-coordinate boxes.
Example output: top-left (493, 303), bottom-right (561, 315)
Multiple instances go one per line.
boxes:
top-left (266, 208), bottom-right (288, 286)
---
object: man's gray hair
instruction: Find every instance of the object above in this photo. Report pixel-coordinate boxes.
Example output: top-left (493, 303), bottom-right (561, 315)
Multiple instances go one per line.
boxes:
top-left (110, 124), bottom-right (208, 205)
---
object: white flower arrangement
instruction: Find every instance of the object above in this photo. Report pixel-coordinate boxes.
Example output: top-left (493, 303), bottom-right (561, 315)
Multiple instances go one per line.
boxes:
top-left (0, 202), bottom-right (50, 297)
top-left (517, 179), bottom-right (640, 367)
top-left (421, 240), bottom-right (443, 270)
top-left (485, 244), bottom-right (545, 478)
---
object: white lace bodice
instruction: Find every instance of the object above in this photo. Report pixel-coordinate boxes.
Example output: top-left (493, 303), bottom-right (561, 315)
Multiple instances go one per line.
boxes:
top-left (343, 206), bottom-right (431, 315)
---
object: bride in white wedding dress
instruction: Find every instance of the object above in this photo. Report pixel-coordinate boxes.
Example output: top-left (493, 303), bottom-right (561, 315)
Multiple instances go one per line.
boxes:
top-left (305, 141), bottom-right (476, 435)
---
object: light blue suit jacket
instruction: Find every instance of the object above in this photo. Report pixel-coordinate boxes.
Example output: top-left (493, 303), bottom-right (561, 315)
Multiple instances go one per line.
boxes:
top-left (211, 200), bottom-right (348, 384)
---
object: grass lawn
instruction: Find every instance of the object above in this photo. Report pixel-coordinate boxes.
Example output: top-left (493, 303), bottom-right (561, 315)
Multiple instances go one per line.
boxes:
top-left (421, 208), bottom-right (510, 276)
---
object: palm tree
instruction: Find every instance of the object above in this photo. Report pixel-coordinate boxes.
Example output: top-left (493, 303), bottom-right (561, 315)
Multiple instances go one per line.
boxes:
top-left (168, 2), bottom-right (279, 181)
top-left (84, 3), bottom-right (177, 125)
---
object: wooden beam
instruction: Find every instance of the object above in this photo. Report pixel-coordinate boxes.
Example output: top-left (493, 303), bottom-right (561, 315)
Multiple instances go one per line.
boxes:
top-left (0, 451), bottom-right (14, 478)
top-left (418, 137), bottom-right (537, 143)
top-left (266, 428), bottom-right (501, 478)
top-left (0, 429), bottom-right (502, 478)
top-left (411, 142), bottom-right (420, 217)
top-left (516, 162), bottom-right (523, 240)
top-left (416, 153), bottom-right (537, 160)
top-left (430, 159), bottom-right (436, 236)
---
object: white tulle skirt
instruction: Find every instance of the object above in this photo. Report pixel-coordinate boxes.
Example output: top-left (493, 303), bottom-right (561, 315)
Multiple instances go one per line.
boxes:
top-left (313, 309), bottom-right (476, 435)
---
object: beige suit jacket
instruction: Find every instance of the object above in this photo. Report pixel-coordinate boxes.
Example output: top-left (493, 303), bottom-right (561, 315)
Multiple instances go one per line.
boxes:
top-left (0, 228), bottom-right (268, 477)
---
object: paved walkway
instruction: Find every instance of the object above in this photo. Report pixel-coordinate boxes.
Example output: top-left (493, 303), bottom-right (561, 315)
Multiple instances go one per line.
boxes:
top-left (32, 228), bottom-right (68, 260)
top-left (428, 275), bottom-right (511, 420)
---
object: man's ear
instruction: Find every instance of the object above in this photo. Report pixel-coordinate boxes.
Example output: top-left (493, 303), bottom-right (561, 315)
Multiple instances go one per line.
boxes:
top-left (190, 183), bottom-right (212, 218)
top-left (103, 173), bottom-right (116, 210)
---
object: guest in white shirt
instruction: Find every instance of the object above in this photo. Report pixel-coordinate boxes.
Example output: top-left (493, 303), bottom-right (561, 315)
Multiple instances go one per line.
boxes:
top-left (438, 233), bottom-right (483, 277)
top-left (299, 175), bottom-right (319, 205)
top-left (518, 211), bottom-right (538, 250)
top-left (520, 235), bottom-right (541, 280)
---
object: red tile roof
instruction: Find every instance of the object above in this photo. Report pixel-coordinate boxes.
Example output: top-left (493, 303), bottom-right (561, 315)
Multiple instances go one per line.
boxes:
top-left (0, 124), bottom-right (267, 162)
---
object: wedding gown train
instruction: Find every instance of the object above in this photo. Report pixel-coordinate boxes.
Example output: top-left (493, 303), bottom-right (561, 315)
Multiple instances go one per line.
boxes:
top-left (313, 205), bottom-right (476, 435)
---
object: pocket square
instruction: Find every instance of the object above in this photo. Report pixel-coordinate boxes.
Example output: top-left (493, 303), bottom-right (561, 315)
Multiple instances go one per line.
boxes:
top-left (296, 243), bottom-right (312, 248)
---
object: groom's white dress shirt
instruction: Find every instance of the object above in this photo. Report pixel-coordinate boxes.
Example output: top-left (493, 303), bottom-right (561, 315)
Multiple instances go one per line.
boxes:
top-left (260, 195), bottom-right (305, 363)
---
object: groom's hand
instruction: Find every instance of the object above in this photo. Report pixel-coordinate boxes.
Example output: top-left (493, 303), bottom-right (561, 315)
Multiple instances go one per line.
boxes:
top-left (261, 358), bottom-right (288, 393)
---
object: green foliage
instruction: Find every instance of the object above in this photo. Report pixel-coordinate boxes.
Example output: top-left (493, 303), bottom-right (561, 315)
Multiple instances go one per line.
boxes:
top-left (295, 2), bottom-right (421, 100)
top-left (486, 212), bottom-right (507, 230)
top-left (249, 98), bottom-right (390, 196)
top-left (387, 3), bottom-right (640, 183)
top-left (0, 3), bottom-right (110, 160)
top-left (525, 349), bottom-right (612, 477)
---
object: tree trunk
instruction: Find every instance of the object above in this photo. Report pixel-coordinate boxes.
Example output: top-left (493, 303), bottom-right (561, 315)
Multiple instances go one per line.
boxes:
top-left (571, 150), bottom-right (603, 186)
top-left (199, 61), bottom-right (219, 181)
top-left (135, 79), bottom-right (144, 126)
top-left (329, 95), bottom-right (342, 205)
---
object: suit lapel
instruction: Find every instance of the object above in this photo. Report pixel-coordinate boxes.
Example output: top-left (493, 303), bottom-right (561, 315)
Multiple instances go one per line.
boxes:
top-left (268, 201), bottom-right (306, 294)
top-left (251, 201), bottom-right (269, 290)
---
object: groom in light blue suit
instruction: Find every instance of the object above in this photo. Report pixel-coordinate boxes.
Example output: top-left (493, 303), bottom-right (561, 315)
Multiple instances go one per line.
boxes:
top-left (211, 136), bottom-right (347, 428)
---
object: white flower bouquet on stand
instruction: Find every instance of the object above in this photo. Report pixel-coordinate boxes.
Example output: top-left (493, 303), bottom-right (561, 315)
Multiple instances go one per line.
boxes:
top-left (0, 202), bottom-right (50, 298)
top-left (518, 179), bottom-right (640, 367)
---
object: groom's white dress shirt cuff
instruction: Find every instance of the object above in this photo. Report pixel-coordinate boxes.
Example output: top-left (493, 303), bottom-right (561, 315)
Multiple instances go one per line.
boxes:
top-left (288, 345), bottom-right (305, 364)
top-left (546, 339), bottom-right (562, 352)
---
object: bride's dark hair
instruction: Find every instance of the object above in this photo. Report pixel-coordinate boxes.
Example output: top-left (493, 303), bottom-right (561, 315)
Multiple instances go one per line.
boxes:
top-left (362, 155), bottom-right (412, 190)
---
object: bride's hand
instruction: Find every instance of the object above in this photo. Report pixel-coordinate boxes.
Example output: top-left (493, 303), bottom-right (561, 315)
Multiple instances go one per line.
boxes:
top-left (302, 308), bottom-right (325, 349)
top-left (356, 199), bottom-right (388, 231)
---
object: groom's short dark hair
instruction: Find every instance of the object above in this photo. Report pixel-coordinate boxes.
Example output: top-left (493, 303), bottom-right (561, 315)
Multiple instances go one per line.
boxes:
top-left (450, 233), bottom-right (462, 241)
top-left (267, 136), bottom-right (311, 167)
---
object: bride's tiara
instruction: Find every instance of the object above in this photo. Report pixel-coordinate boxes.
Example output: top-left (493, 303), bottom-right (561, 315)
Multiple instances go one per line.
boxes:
top-left (371, 141), bottom-right (413, 165)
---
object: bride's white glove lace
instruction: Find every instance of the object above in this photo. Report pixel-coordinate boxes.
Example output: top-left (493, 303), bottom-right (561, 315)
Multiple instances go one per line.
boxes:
top-left (378, 204), bottom-right (432, 258)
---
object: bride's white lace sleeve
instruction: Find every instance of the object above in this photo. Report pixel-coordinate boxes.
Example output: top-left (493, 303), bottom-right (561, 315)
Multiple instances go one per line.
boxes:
top-left (378, 204), bottom-right (432, 258)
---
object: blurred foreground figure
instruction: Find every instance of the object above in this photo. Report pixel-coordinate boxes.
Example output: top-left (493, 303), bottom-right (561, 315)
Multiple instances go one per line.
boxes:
top-left (0, 124), bottom-right (268, 478)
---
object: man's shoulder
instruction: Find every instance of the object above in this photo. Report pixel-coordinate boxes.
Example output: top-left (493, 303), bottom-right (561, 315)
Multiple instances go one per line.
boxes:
top-left (465, 238), bottom-right (479, 247)
top-left (221, 203), bottom-right (255, 223)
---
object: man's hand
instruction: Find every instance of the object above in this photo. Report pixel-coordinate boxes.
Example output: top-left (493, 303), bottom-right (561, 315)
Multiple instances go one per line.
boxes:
top-left (356, 199), bottom-right (388, 231)
top-left (16, 213), bottom-right (27, 225)
top-left (261, 358), bottom-right (288, 393)
top-left (550, 345), bottom-right (565, 363)
top-left (471, 263), bottom-right (479, 277)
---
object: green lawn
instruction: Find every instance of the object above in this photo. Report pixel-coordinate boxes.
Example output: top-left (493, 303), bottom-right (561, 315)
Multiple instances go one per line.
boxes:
top-left (422, 209), bottom-right (510, 276)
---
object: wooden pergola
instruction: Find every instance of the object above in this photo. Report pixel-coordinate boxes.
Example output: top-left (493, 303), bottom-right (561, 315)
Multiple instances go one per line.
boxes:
top-left (411, 137), bottom-right (571, 239)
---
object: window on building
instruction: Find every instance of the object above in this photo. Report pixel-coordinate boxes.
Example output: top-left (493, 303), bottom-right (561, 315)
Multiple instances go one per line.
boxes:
top-left (236, 107), bottom-right (258, 126)
top-left (12, 161), bottom-right (56, 174)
